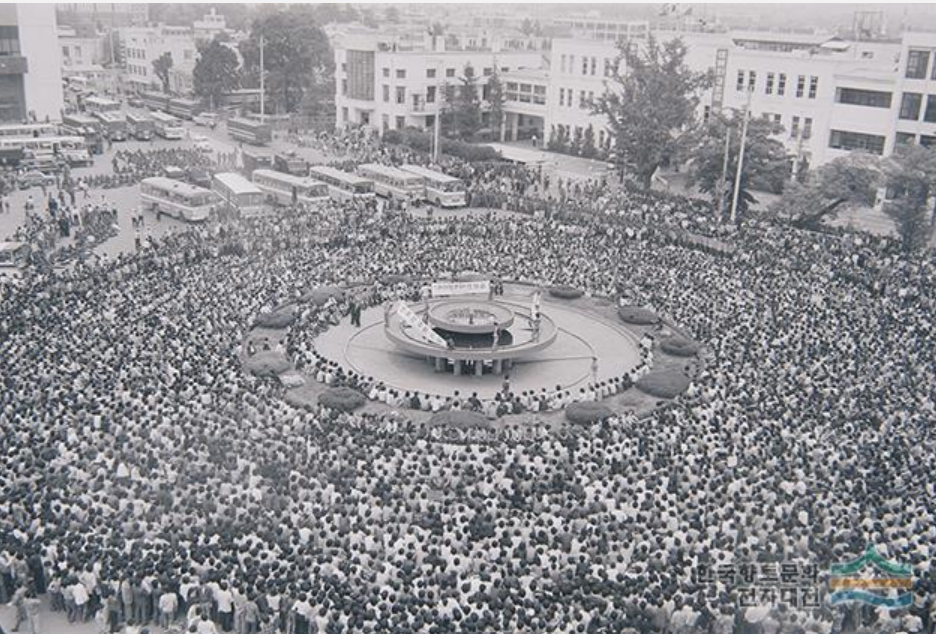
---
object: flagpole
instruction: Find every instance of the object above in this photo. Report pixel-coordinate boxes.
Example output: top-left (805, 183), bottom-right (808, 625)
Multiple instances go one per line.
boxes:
top-left (259, 34), bottom-right (265, 124)
top-left (730, 87), bottom-right (752, 226)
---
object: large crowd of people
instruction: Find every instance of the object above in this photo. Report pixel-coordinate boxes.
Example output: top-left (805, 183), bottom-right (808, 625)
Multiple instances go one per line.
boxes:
top-left (1, 133), bottom-right (935, 634)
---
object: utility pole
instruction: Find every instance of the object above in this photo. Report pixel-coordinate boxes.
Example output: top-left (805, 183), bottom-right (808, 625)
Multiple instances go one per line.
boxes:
top-left (259, 34), bottom-right (265, 123)
top-left (433, 62), bottom-right (442, 163)
top-left (730, 87), bottom-right (752, 226)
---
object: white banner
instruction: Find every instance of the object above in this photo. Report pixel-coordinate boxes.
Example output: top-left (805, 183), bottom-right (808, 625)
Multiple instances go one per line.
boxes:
top-left (397, 303), bottom-right (447, 347)
top-left (431, 280), bottom-right (490, 297)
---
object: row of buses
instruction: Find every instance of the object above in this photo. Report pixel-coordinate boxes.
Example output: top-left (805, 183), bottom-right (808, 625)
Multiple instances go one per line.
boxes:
top-left (138, 164), bottom-right (468, 223)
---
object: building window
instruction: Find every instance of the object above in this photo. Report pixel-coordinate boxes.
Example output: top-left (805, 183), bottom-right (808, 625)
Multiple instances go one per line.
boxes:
top-left (396, 69), bottom-right (405, 79)
top-left (426, 68), bottom-right (436, 79)
top-left (828, 129), bottom-right (885, 154)
top-left (736, 70), bottom-right (745, 92)
top-left (483, 67), bottom-right (492, 76)
top-left (896, 132), bottom-right (916, 145)
top-left (924, 95), bottom-right (936, 123)
top-left (803, 117), bottom-right (812, 139)
top-left (382, 67), bottom-right (390, 78)
top-left (341, 63), bottom-right (347, 73)
top-left (777, 73), bottom-right (786, 96)
top-left (382, 115), bottom-right (389, 132)
top-left (341, 79), bottom-right (347, 96)
top-left (382, 85), bottom-right (389, 102)
top-left (604, 58), bottom-right (613, 77)
top-left (582, 57), bottom-right (588, 75)
top-left (796, 75), bottom-right (805, 98)
top-left (773, 113), bottom-right (782, 126)
top-left (790, 115), bottom-right (800, 138)
top-left (905, 49), bottom-right (929, 79)
top-left (558, 88), bottom-right (564, 107)
top-left (590, 56), bottom-right (597, 75)
top-left (427, 86), bottom-right (436, 103)
top-left (561, 54), bottom-right (567, 73)
top-left (341, 107), bottom-right (348, 122)
top-left (921, 135), bottom-right (936, 147)
top-left (446, 68), bottom-right (455, 78)
top-left (396, 87), bottom-right (406, 104)
top-left (835, 87), bottom-right (892, 109)
top-left (396, 116), bottom-right (405, 129)
top-left (808, 76), bottom-right (818, 99)
top-left (501, 67), bottom-right (509, 73)
top-left (900, 92), bottom-right (923, 120)
top-left (766, 72), bottom-right (774, 95)
top-left (748, 70), bottom-right (756, 90)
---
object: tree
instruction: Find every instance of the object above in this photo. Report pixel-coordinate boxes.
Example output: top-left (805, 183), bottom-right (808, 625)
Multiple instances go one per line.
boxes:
top-left (771, 153), bottom-right (882, 228)
top-left (451, 63), bottom-right (481, 140)
top-left (581, 125), bottom-right (597, 158)
top-left (193, 39), bottom-right (240, 110)
top-left (240, 5), bottom-right (333, 114)
top-left (592, 36), bottom-right (711, 189)
top-left (152, 52), bottom-right (173, 94)
top-left (884, 144), bottom-right (936, 251)
top-left (429, 22), bottom-right (445, 37)
top-left (486, 68), bottom-right (506, 142)
top-left (686, 111), bottom-right (789, 220)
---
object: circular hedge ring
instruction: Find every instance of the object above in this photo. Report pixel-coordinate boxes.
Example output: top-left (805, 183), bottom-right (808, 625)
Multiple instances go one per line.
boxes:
top-left (428, 410), bottom-right (492, 430)
top-left (318, 387), bottom-right (366, 412)
top-left (618, 306), bottom-right (659, 325)
top-left (565, 401), bottom-right (615, 424)
top-left (301, 286), bottom-right (345, 307)
top-left (244, 352), bottom-right (292, 379)
top-left (635, 371), bottom-right (691, 399)
top-left (660, 336), bottom-right (701, 357)
top-left (548, 285), bottom-right (584, 300)
top-left (253, 309), bottom-right (296, 329)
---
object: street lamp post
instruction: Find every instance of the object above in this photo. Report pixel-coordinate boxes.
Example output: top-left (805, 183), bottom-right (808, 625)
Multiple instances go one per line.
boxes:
top-left (729, 86), bottom-right (753, 226)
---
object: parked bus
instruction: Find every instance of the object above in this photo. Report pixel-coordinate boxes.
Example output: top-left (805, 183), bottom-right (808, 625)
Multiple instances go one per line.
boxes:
top-left (227, 117), bottom-right (271, 145)
top-left (84, 96), bottom-right (122, 115)
top-left (126, 112), bottom-right (155, 141)
top-left (357, 163), bottom-right (425, 202)
top-left (151, 111), bottom-right (184, 140)
top-left (140, 177), bottom-right (218, 222)
top-left (0, 123), bottom-right (57, 138)
top-left (168, 97), bottom-right (202, 120)
top-left (252, 169), bottom-right (329, 207)
top-left (61, 113), bottom-right (104, 154)
top-left (94, 111), bottom-right (128, 142)
top-left (273, 152), bottom-right (307, 176)
top-left (213, 172), bottom-right (266, 217)
top-left (400, 164), bottom-right (468, 207)
top-left (141, 91), bottom-right (170, 112)
top-left (242, 150), bottom-right (273, 177)
top-left (308, 165), bottom-right (375, 203)
top-left (0, 135), bottom-right (91, 167)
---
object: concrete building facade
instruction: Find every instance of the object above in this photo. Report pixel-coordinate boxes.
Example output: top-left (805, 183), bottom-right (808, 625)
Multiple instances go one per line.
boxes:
top-left (121, 24), bottom-right (197, 95)
top-left (0, 4), bottom-right (64, 123)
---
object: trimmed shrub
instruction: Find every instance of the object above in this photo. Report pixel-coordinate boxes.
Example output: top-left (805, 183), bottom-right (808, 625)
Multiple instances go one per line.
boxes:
top-left (548, 285), bottom-right (584, 300)
top-left (301, 286), bottom-right (345, 307)
top-left (618, 306), bottom-right (659, 325)
top-left (384, 127), bottom-right (502, 162)
top-left (636, 371), bottom-right (691, 399)
top-left (661, 336), bottom-right (701, 357)
top-left (429, 410), bottom-right (492, 430)
top-left (565, 401), bottom-right (615, 425)
top-left (245, 352), bottom-right (291, 378)
top-left (318, 387), bottom-right (366, 412)
top-left (254, 309), bottom-right (295, 329)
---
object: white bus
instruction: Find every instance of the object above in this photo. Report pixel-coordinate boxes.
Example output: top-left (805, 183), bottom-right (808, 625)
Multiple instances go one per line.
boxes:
top-left (212, 172), bottom-right (266, 217)
top-left (357, 163), bottom-right (425, 202)
top-left (126, 112), bottom-right (155, 141)
top-left (151, 111), bottom-right (184, 140)
top-left (252, 169), bottom-right (329, 207)
top-left (84, 96), bottom-right (122, 114)
top-left (140, 177), bottom-right (217, 222)
top-left (0, 135), bottom-right (92, 166)
top-left (0, 123), bottom-right (58, 138)
top-left (308, 165), bottom-right (375, 203)
top-left (400, 164), bottom-right (468, 208)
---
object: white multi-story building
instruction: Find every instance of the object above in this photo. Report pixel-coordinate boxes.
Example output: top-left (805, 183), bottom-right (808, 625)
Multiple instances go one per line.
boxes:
top-left (121, 24), bottom-right (197, 94)
top-left (0, 4), bottom-right (64, 123)
top-left (334, 29), bottom-right (545, 135)
top-left (507, 29), bottom-right (936, 171)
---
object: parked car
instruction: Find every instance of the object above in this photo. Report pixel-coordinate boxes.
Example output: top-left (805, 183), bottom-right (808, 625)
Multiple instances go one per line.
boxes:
top-left (193, 112), bottom-right (218, 129)
top-left (191, 135), bottom-right (212, 153)
top-left (127, 96), bottom-right (144, 108)
top-left (18, 170), bottom-right (56, 190)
